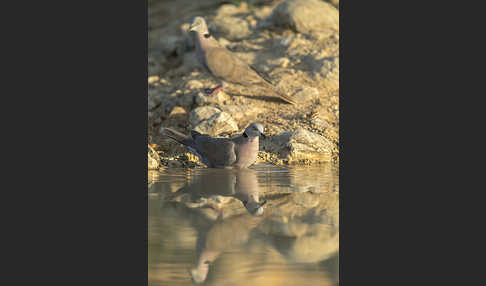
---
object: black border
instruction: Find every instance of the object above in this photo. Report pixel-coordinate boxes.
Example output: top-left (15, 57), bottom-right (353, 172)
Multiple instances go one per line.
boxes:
top-left (10, 1), bottom-right (149, 284)
top-left (8, 0), bottom-right (475, 284)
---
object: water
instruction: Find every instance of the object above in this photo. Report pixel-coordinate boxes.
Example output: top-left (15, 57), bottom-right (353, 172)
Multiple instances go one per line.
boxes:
top-left (148, 164), bottom-right (339, 285)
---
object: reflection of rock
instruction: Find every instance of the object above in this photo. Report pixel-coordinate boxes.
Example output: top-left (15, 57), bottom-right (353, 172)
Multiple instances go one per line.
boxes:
top-left (283, 224), bottom-right (338, 263)
top-left (206, 240), bottom-right (335, 286)
top-left (289, 165), bottom-right (336, 193)
top-left (260, 191), bottom-right (339, 264)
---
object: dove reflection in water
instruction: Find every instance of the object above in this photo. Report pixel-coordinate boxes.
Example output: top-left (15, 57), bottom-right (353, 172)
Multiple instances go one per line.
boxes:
top-left (189, 211), bottom-right (263, 283)
top-left (173, 168), bottom-right (267, 216)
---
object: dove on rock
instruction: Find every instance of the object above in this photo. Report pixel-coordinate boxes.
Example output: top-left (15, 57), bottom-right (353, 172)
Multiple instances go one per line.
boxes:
top-left (189, 16), bottom-right (296, 105)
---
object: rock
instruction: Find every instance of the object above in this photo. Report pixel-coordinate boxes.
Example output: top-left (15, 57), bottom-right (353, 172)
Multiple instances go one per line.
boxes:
top-left (213, 16), bottom-right (252, 41)
top-left (176, 91), bottom-right (195, 108)
top-left (263, 128), bottom-right (332, 162)
top-left (148, 56), bottom-right (164, 76)
top-left (193, 111), bottom-right (239, 136)
top-left (211, 4), bottom-right (252, 41)
top-left (219, 105), bottom-right (245, 121)
top-left (185, 79), bottom-right (204, 89)
top-left (180, 23), bottom-right (195, 50)
top-left (165, 106), bottom-right (188, 126)
top-left (318, 56), bottom-right (339, 91)
top-left (148, 87), bottom-right (181, 122)
top-left (217, 37), bottom-right (232, 48)
top-left (159, 35), bottom-right (185, 57)
top-left (189, 106), bottom-right (221, 127)
top-left (297, 55), bottom-right (338, 89)
top-left (263, 0), bottom-right (339, 35)
top-left (326, 0), bottom-right (339, 7)
top-left (266, 57), bottom-right (290, 68)
top-left (194, 91), bottom-right (231, 106)
top-left (148, 97), bottom-right (158, 111)
top-left (220, 105), bottom-right (265, 122)
top-left (292, 87), bottom-right (319, 103)
top-left (250, 0), bottom-right (275, 6)
top-left (169, 106), bottom-right (186, 116)
top-left (311, 117), bottom-right (329, 129)
top-left (148, 88), bottom-right (176, 113)
top-left (179, 51), bottom-right (201, 74)
top-left (215, 4), bottom-right (241, 16)
top-left (148, 75), bottom-right (160, 84)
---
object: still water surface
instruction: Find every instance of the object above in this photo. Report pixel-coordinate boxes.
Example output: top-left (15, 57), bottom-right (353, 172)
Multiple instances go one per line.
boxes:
top-left (149, 164), bottom-right (339, 285)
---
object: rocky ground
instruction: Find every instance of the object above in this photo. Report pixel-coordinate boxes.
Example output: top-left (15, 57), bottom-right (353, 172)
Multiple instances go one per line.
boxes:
top-left (148, 0), bottom-right (339, 170)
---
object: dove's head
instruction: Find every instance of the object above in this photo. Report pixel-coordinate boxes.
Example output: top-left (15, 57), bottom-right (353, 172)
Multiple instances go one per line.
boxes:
top-left (190, 17), bottom-right (209, 35)
top-left (243, 199), bottom-right (267, 216)
top-left (189, 256), bottom-right (211, 284)
top-left (244, 122), bottom-right (266, 138)
top-left (190, 266), bottom-right (208, 284)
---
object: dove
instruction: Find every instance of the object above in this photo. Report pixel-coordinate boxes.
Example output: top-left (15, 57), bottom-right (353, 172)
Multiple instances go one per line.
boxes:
top-left (189, 16), bottom-right (296, 105)
top-left (160, 122), bottom-right (265, 169)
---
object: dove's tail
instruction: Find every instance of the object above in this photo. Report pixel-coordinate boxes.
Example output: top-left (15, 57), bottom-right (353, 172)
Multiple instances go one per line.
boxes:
top-left (259, 81), bottom-right (296, 105)
top-left (160, 128), bottom-right (196, 148)
top-left (272, 88), bottom-right (297, 105)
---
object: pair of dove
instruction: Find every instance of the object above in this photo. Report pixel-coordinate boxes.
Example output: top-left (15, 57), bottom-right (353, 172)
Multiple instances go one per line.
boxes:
top-left (161, 17), bottom-right (289, 169)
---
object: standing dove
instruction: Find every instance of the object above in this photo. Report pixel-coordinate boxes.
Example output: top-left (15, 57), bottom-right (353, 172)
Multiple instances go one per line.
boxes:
top-left (189, 16), bottom-right (296, 105)
top-left (161, 122), bottom-right (265, 169)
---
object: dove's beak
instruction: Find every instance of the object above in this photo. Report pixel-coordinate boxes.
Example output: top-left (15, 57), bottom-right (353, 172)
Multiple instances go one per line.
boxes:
top-left (260, 133), bottom-right (266, 139)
